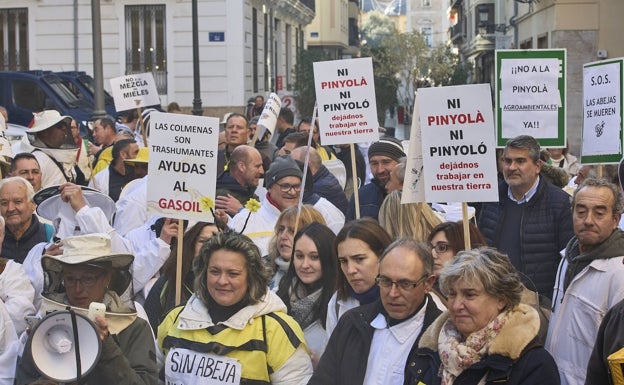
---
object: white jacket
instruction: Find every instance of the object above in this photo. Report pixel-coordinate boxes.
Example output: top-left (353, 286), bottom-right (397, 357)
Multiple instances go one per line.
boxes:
top-left (12, 135), bottom-right (77, 189)
top-left (229, 198), bottom-right (281, 256)
top-left (325, 292), bottom-right (360, 339)
top-left (0, 261), bottom-right (35, 335)
top-left (114, 176), bottom-right (155, 236)
top-left (0, 300), bottom-right (18, 385)
top-left (546, 255), bottom-right (624, 385)
top-left (89, 166), bottom-right (110, 196)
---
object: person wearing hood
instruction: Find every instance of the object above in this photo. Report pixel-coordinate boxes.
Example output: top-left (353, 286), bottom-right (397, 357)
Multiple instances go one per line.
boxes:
top-left (545, 177), bottom-right (624, 385)
top-left (158, 231), bottom-right (312, 384)
top-left (12, 110), bottom-right (78, 189)
top-left (16, 233), bottom-right (158, 385)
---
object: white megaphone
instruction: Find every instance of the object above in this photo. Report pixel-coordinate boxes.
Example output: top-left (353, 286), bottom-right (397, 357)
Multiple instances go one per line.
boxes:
top-left (29, 310), bottom-right (102, 383)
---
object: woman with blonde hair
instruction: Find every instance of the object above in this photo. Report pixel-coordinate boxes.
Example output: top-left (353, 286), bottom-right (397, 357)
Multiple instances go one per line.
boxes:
top-left (266, 204), bottom-right (326, 289)
top-left (379, 190), bottom-right (443, 241)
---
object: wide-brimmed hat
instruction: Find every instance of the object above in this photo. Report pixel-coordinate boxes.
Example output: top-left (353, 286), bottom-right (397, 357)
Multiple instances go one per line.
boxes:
top-left (28, 110), bottom-right (72, 133)
top-left (41, 233), bottom-right (134, 273)
top-left (34, 185), bottom-right (116, 222)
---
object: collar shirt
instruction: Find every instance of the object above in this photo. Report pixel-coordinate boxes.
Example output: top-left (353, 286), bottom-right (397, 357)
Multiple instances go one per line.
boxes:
top-left (507, 176), bottom-right (540, 204)
top-left (363, 298), bottom-right (428, 385)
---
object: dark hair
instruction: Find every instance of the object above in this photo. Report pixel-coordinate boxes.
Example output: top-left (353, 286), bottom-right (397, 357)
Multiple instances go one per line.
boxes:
top-left (111, 138), bottom-right (136, 160)
top-left (334, 218), bottom-right (392, 300)
top-left (10, 152), bottom-right (40, 173)
top-left (279, 107), bottom-right (294, 125)
top-left (226, 112), bottom-right (249, 127)
top-left (160, 222), bottom-right (218, 307)
top-left (427, 221), bottom-right (487, 255)
top-left (504, 135), bottom-right (541, 163)
top-left (276, 223), bottom-right (337, 328)
top-left (574, 177), bottom-right (624, 215)
top-left (117, 109), bottom-right (138, 122)
top-left (98, 117), bottom-right (116, 131)
top-left (283, 131), bottom-right (309, 147)
top-left (193, 231), bottom-right (270, 305)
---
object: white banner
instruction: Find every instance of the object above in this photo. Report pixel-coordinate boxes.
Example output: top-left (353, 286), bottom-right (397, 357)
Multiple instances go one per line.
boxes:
top-left (147, 112), bottom-right (219, 221)
top-left (313, 57), bottom-right (379, 146)
top-left (256, 93), bottom-right (282, 140)
top-left (109, 73), bottom-right (160, 112)
top-left (418, 84), bottom-right (498, 203)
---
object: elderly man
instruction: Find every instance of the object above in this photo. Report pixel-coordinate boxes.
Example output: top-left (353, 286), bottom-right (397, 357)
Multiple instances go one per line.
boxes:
top-left (310, 238), bottom-right (442, 385)
top-left (0, 176), bottom-right (53, 263)
top-left (9, 153), bottom-right (42, 192)
top-left (12, 110), bottom-right (78, 188)
top-left (215, 145), bottom-right (264, 216)
top-left (16, 233), bottom-right (158, 385)
top-left (346, 136), bottom-right (406, 221)
top-left (545, 177), bottom-right (624, 385)
top-left (478, 135), bottom-right (573, 297)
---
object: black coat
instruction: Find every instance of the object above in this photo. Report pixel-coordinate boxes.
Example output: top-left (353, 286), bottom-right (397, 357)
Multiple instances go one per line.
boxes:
top-left (477, 177), bottom-right (573, 297)
top-left (309, 296), bottom-right (442, 385)
top-left (406, 305), bottom-right (560, 385)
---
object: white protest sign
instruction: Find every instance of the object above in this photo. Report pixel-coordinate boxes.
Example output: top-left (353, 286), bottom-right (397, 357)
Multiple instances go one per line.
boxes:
top-left (256, 93), bottom-right (282, 140)
top-left (165, 348), bottom-right (242, 385)
top-left (581, 58), bottom-right (623, 164)
top-left (418, 84), bottom-right (498, 203)
top-left (496, 49), bottom-right (566, 146)
top-left (402, 92), bottom-right (426, 204)
top-left (109, 73), bottom-right (160, 111)
top-left (147, 112), bottom-right (219, 221)
top-left (313, 57), bottom-right (379, 145)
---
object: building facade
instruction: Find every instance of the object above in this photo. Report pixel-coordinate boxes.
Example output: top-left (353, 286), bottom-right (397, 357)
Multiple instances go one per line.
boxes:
top-left (448, 0), bottom-right (624, 154)
top-left (306, 0), bottom-right (360, 59)
top-left (0, 0), bottom-right (314, 116)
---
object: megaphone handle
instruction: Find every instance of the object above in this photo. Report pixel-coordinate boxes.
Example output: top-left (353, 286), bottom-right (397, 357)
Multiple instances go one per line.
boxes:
top-left (69, 309), bottom-right (82, 383)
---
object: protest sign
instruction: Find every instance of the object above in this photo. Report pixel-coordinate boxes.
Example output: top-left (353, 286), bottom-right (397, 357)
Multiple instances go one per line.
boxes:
top-left (313, 57), bottom-right (379, 146)
top-left (418, 84), bottom-right (498, 203)
top-left (581, 58), bottom-right (623, 164)
top-left (147, 112), bottom-right (219, 221)
top-left (402, 94), bottom-right (426, 204)
top-left (109, 73), bottom-right (160, 112)
top-left (496, 49), bottom-right (566, 147)
top-left (255, 93), bottom-right (281, 142)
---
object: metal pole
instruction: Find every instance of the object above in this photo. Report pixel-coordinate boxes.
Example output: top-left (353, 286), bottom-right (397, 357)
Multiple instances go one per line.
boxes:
top-left (191, 0), bottom-right (203, 116)
top-left (91, 0), bottom-right (106, 119)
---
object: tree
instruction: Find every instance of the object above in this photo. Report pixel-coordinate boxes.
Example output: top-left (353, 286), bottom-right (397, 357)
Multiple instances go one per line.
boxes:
top-left (293, 49), bottom-right (330, 118)
top-left (424, 44), bottom-right (471, 87)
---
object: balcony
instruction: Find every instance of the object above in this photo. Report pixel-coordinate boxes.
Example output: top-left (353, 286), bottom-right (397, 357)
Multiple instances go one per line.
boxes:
top-left (450, 22), bottom-right (464, 44)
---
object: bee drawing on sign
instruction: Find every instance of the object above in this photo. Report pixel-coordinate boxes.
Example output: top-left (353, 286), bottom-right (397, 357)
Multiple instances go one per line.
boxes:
top-left (595, 121), bottom-right (605, 137)
top-left (411, 165), bottom-right (424, 190)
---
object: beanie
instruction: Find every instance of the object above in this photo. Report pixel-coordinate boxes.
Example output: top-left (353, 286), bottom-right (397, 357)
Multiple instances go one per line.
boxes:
top-left (368, 136), bottom-right (406, 161)
top-left (265, 156), bottom-right (303, 188)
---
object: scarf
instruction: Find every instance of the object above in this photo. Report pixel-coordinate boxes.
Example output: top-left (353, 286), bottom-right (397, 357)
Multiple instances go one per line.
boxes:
top-left (350, 284), bottom-right (379, 305)
top-left (289, 287), bottom-right (322, 330)
top-left (438, 310), bottom-right (510, 385)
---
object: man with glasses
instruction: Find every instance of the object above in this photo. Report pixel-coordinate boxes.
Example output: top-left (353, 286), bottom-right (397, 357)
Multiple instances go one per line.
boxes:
top-left (229, 156), bottom-right (303, 256)
top-left (310, 238), bottom-right (442, 385)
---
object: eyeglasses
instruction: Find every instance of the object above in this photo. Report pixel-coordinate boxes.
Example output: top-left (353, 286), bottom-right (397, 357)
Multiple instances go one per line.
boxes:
top-left (62, 273), bottom-right (104, 288)
top-left (275, 182), bottom-right (302, 193)
top-left (375, 274), bottom-right (429, 291)
top-left (431, 242), bottom-right (450, 253)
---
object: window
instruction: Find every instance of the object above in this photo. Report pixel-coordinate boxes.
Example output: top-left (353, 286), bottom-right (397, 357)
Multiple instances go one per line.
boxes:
top-left (0, 8), bottom-right (28, 71)
top-left (421, 27), bottom-right (433, 47)
top-left (13, 79), bottom-right (51, 111)
top-left (125, 5), bottom-right (167, 94)
top-left (422, 0), bottom-right (431, 6)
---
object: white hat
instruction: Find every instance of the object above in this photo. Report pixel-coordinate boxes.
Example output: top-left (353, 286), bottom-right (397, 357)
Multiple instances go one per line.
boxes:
top-left (41, 233), bottom-right (133, 272)
top-left (41, 233), bottom-right (135, 314)
top-left (28, 110), bottom-right (72, 133)
top-left (34, 186), bottom-right (116, 239)
top-left (220, 112), bottom-right (233, 125)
